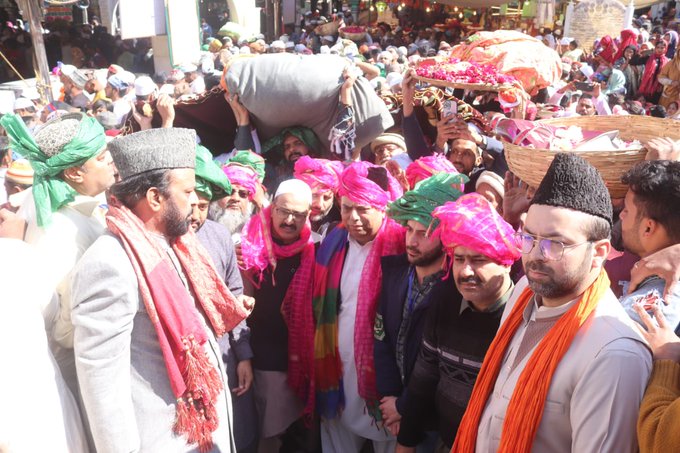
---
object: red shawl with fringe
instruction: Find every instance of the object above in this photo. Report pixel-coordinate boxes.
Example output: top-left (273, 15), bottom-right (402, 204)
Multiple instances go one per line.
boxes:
top-left (106, 204), bottom-right (251, 452)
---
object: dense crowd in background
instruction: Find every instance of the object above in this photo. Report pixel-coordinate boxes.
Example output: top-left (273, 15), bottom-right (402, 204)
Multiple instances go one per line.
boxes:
top-left (1, 4), bottom-right (680, 453)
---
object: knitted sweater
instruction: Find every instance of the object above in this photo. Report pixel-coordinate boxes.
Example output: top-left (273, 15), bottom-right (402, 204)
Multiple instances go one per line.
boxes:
top-left (637, 359), bottom-right (680, 453)
top-left (397, 289), bottom-right (509, 448)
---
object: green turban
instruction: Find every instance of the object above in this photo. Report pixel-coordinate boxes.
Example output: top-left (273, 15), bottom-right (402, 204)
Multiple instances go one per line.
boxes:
top-left (260, 126), bottom-right (325, 161)
top-left (387, 172), bottom-right (468, 228)
top-left (0, 113), bottom-right (105, 227)
top-left (195, 145), bottom-right (232, 200)
top-left (229, 150), bottom-right (266, 182)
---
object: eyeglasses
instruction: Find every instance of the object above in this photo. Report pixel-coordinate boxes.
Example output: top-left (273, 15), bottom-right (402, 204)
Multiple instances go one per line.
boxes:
top-left (274, 206), bottom-right (309, 222)
top-left (233, 189), bottom-right (250, 199)
top-left (515, 231), bottom-right (591, 261)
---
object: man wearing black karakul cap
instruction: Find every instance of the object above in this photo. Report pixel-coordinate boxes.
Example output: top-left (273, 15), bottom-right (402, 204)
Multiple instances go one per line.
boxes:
top-left (457, 153), bottom-right (652, 453)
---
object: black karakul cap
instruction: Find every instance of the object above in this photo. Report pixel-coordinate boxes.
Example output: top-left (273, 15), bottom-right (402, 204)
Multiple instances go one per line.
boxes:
top-left (530, 153), bottom-right (613, 226)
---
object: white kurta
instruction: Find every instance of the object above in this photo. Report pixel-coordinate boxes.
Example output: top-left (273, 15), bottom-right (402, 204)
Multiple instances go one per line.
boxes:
top-left (338, 237), bottom-right (394, 443)
top-left (475, 277), bottom-right (652, 453)
top-left (0, 239), bottom-right (88, 453)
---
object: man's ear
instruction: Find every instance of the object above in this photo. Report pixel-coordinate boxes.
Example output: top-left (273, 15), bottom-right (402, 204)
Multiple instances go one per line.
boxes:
top-left (62, 166), bottom-right (84, 184)
top-left (145, 187), bottom-right (164, 212)
top-left (591, 239), bottom-right (612, 269)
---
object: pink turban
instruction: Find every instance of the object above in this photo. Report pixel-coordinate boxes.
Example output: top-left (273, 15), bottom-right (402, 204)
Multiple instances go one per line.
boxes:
top-left (337, 161), bottom-right (403, 210)
top-left (293, 156), bottom-right (345, 193)
top-left (405, 154), bottom-right (463, 191)
top-left (432, 193), bottom-right (521, 265)
top-left (222, 163), bottom-right (259, 199)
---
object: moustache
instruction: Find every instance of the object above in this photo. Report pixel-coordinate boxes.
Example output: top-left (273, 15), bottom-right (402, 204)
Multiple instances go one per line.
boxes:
top-left (457, 276), bottom-right (482, 286)
top-left (288, 152), bottom-right (303, 160)
top-left (279, 223), bottom-right (296, 231)
top-left (525, 261), bottom-right (552, 275)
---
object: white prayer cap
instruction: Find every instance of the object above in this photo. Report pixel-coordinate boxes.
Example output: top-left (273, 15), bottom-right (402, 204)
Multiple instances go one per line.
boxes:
top-left (178, 63), bottom-right (198, 73)
top-left (94, 68), bottom-right (108, 86)
top-left (13, 97), bottom-right (34, 111)
top-left (159, 84), bottom-right (175, 95)
top-left (119, 70), bottom-right (136, 85)
top-left (134, 76), bottom-right (156, 97)
top-left (579, 64), bottom-right (594, 79)
top-left (385, 72), bottom-right (403, 88)
top-left (59, 64), bottom-right (76, 77)
top-left (271, 40), bottom-right (285, 49)
top-left (21, 87), bottom-right (40, 100)
top-left (275, 179), bottom-right (312, 205)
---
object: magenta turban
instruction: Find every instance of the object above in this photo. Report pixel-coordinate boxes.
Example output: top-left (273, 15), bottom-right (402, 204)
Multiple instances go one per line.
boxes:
top-left (293, 156), bottom-right (345, 192)
top-left (433, 193), bottom-right (521, 265)
top-left (337, 161), bottom-right (403, 210)
top-left (405, 154), bottom-right (462, 191)
top-left (222, 163), bottom-right (259, 199)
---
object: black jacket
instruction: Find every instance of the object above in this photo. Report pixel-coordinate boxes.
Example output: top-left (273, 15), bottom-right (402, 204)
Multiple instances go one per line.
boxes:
top-left (374, 253), bottom-right (456, 415)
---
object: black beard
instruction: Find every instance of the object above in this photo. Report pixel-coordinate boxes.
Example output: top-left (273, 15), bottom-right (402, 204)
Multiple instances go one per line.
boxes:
top-left (407, 246), bottom-right (444, 267)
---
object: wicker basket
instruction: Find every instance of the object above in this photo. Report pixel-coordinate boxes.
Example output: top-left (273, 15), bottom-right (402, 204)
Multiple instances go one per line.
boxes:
top-left (338, 26), bottom-right (366, 41)
top-left (504, 115), bottom-right (680, 198)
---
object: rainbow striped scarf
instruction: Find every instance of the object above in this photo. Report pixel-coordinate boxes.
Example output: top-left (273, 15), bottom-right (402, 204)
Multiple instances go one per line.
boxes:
top-left (312, 221), bottom-right (405, 420)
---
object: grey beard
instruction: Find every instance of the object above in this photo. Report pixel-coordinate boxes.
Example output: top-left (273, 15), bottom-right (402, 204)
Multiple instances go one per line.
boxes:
top-left (208, 202), bottom-right (253, 235)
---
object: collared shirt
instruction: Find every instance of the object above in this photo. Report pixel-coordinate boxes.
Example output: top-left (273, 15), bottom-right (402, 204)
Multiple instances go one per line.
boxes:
top-left (396, 268), bottom-right (444, 381)
top-left (338, 235), bottom-right (393, 441)
top-left (475, 277), bottom-right (652, 453)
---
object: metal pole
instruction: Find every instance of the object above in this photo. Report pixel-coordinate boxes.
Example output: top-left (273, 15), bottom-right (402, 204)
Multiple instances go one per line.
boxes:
top-left (17, 0), bottom-right (53, 104)
top-left (273, 0), bottom-right (281, 38)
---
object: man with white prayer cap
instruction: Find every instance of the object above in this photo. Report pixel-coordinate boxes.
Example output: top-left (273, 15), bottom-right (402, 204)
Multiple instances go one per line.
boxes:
top-left (239, 178), bottom-right (321, 452)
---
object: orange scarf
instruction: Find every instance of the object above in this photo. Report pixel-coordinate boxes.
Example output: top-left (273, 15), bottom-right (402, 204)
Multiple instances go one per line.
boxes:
top-left (452, 270), bottom-right (610, 453)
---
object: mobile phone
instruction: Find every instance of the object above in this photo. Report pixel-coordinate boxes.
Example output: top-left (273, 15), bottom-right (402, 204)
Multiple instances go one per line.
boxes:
top-left (574, 81), bottom-right (595, 92)
top-left (442, 100), bottom-right (458, 123)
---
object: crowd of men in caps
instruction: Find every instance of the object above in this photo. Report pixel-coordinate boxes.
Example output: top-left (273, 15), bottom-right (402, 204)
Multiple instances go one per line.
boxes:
top-left (3, 9), bottom-right (680, 453)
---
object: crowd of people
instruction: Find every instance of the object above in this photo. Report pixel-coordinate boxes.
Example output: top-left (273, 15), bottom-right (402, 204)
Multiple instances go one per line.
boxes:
top-left (2, 5), bottom-right (680, 453)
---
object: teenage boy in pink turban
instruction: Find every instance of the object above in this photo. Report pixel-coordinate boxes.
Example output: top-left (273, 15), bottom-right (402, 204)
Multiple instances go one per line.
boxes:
top-left (294, 156), bottom-right (345, 237)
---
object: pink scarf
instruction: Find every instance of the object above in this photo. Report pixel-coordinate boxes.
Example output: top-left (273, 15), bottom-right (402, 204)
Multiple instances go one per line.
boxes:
top-left (336, 161), bottom-right (405, 406)
top-left (239, 205), bottom-right (317, 418)
top-left (107, 205), bottom-right (251, 452)
top-left (354, 218), bottom-right (405, 403)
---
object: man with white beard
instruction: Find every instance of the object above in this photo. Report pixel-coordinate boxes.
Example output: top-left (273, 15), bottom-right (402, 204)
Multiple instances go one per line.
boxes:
top-left (210, 162), bottom-right (260, 243)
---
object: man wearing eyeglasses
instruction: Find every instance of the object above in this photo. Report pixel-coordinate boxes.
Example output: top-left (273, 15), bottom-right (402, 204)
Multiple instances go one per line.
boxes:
top-left (457, 153), bottom-right (651, 453)
top-left (238, 179), bottom-right (321, 452)
top-left (211, 163), bottom-right (261, 243)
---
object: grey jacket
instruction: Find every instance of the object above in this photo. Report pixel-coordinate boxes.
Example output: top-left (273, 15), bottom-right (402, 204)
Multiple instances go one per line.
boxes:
top-left (71, 233), bottom-right (236, 453)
